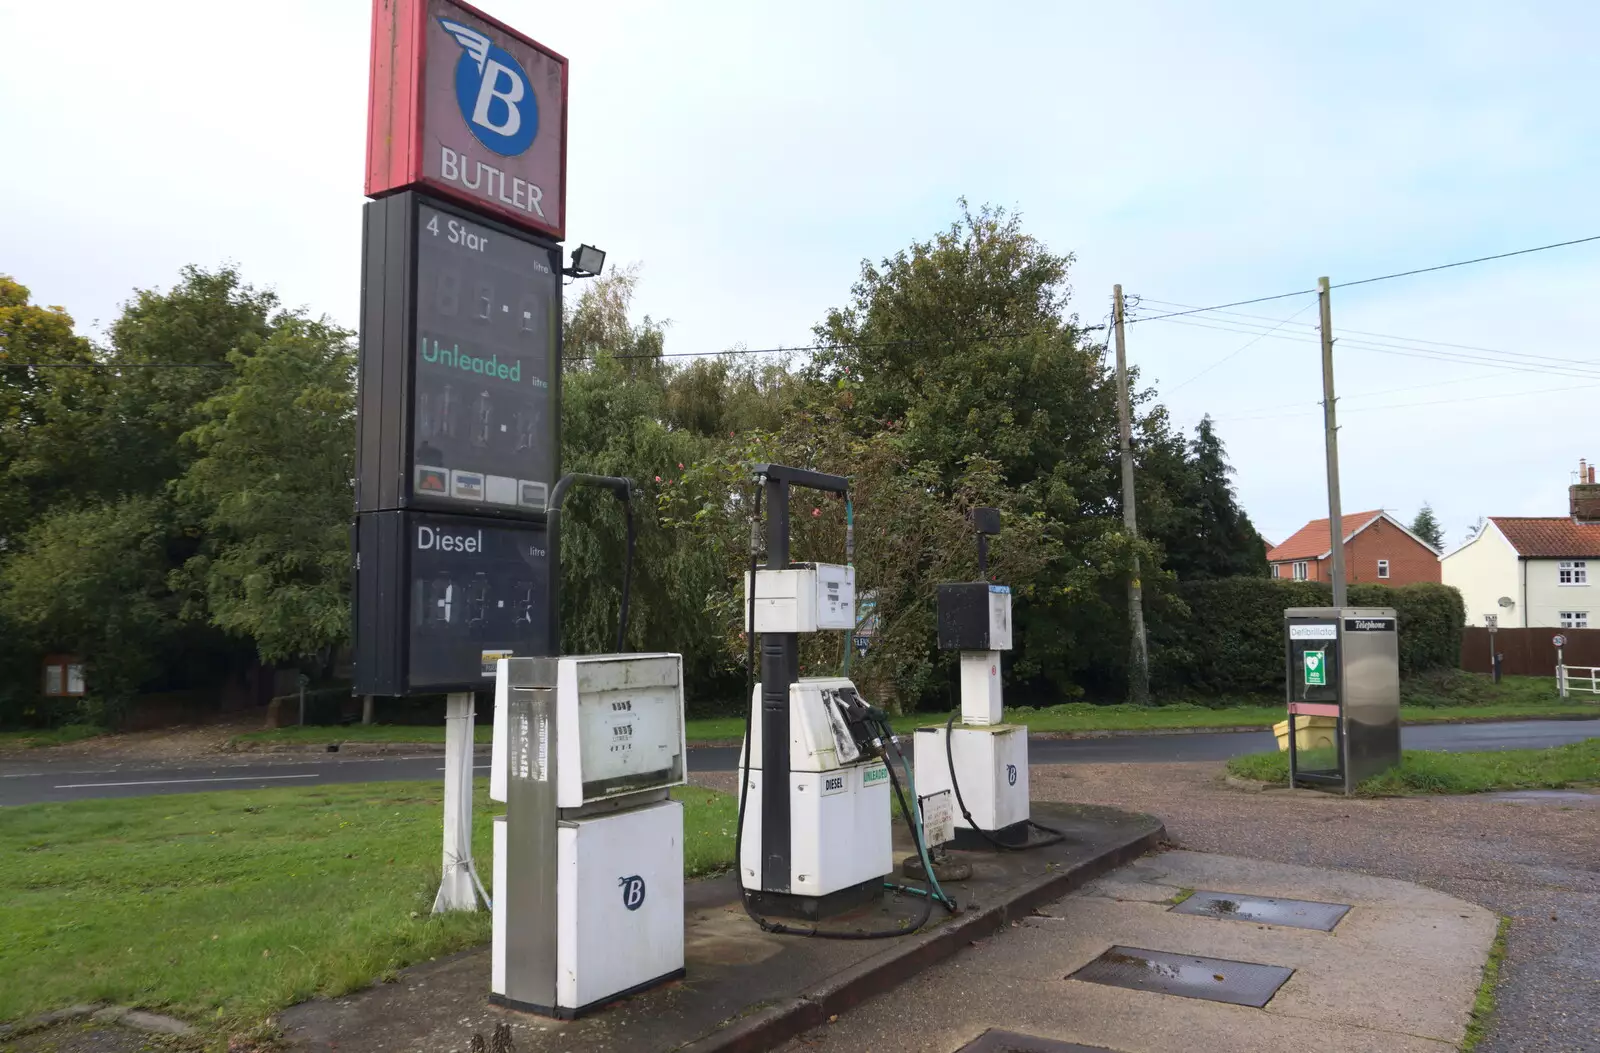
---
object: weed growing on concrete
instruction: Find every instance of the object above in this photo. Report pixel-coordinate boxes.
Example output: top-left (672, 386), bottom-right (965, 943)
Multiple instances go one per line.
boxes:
top-left (1463, 916), bottom-right (1511, 1052)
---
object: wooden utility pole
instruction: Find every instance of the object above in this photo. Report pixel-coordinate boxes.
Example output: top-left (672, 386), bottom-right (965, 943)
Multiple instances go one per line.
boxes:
top-left (1113, 285), bottom-right (1150, 704)
top-left (1318, 276), bottom-right (1347, 607)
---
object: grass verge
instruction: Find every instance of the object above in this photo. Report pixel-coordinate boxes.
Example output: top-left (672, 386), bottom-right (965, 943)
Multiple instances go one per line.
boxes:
top-left (229, 723), bottom-right (492, 747)
top-left (220, 675), bottom-right (1593, 749)
top-left (0, 725), bottom-right (105, 749)
top-left (0, 781), bottom-right (734, 1031)
top-left (1226, 738), bottom-right (1600, 796)
top-left (1463, 916), bottom-right (1511, 1052)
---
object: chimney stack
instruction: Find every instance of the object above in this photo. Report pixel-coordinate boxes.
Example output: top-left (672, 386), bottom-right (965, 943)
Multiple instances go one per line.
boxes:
top-left (1573, 458), bottom-right (1600, 523)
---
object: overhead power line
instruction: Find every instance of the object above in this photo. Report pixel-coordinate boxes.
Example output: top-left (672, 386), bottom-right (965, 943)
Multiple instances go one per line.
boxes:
top-left (1329, 233), bottom-right (1600, 290)
top-left (0, 360), bottom-right (232, 369)
top-left (1145, 314), bottom-right (1600, 383)
top-left (1212, 379), bottom-right (1600, 424)
top-left (1129, 231), bottom-right (1600, 324)
top-left (1136, 297), bottom-right (1600, 369)
top-left (1164, 296), bottom-right (1317, 393)
top-left (568, 321), bottom-right (1106, 363)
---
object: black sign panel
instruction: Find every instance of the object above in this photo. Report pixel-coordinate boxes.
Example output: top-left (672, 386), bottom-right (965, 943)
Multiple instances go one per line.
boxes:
top-left (354, 510), bottom-right (550, 695)
top-left (1343, 618), bottom-right (1396, 632)
top-left (356, 190), bottom-right (561, 522)
top-left (413, 202), bottom-right (558, 512)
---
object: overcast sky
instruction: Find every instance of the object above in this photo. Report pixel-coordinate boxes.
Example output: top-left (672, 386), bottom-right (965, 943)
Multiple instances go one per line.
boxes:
top-left (4, 1), bottom-right (1597, 550)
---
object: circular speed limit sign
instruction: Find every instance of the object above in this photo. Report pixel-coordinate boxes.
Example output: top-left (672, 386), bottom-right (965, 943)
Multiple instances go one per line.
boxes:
top-left (1553, 634), bottom-right (1568, 648)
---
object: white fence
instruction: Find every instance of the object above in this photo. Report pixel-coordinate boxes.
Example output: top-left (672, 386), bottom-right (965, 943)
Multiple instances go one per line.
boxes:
top-left (1556, 664), bottom-right (1600, 699)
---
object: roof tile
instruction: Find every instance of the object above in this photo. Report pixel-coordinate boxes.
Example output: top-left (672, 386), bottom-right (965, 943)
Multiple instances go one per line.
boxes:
top-left (1267, 511), bottom-right (1384, 563)
top-left (1490, 517), bottom-right (1600, 558)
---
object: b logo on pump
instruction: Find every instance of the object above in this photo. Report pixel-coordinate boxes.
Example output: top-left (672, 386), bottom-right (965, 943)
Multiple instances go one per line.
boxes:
top-left (437, 19), bottom-right (538, 156)
top-left (1006, 764), bottom-right (1018, 786)
top-left (619, 875), bottom-right (646, 911)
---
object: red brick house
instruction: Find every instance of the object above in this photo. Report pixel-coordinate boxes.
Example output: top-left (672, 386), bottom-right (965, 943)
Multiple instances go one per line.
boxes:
top-left (1267, 510), bottom-right (1441, 585)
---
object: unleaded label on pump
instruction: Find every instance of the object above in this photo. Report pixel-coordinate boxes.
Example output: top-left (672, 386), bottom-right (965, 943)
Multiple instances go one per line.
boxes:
top-left (1290, 624), bottom-right (1338, 640)
top-left (861, 762), bottom-right (889, 788)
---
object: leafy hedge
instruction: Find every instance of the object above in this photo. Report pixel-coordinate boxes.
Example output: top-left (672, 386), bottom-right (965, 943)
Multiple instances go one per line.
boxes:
top-left (1148, 579), bottom-right (1464, 695)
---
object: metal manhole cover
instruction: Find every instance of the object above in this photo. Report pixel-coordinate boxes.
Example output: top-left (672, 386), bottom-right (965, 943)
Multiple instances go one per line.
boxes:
top-left (1172, 890), bottom-right (1350, 931)
top-left (954, 1031), bottom-right (1121, 1053)
top-left (1067, 946), bottom-right (1293, 1007)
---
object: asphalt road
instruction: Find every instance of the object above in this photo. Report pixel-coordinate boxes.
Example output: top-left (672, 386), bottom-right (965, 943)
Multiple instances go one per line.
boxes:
top-left (1, 719), bottom-right (1594, 807)
top-left (691, 718), bottom-right (1600, 772)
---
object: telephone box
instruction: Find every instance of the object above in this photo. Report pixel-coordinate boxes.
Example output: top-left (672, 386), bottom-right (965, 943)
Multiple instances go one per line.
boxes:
top-left (1283, 606), bottom-right (1401, 793)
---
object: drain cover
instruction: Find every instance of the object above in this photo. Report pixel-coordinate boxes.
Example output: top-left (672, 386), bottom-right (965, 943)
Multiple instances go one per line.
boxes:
top-left (1172, 890), bottom-right (1350, 931)
top-left (1068, 946), bottom-right (1293, 1007)
top-left (954, 1031), bottom-right (1120, 1053)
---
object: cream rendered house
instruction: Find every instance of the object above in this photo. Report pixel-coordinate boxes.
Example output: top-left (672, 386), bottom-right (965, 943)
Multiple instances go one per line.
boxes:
top-left (1441, 463), bottom-right (1600, 629)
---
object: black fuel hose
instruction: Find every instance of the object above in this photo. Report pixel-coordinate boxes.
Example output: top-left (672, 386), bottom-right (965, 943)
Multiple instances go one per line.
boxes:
top-left (944, 710), bottom-right (1066, 850)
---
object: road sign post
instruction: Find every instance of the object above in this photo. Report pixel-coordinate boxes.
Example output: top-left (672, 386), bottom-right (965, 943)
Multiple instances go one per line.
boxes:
top-left (1554, 635), bottom-right (1568, 697)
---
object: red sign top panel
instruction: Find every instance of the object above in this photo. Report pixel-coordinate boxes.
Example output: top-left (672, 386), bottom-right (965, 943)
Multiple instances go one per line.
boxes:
top-left (367, 0), bottom-right (568, 240)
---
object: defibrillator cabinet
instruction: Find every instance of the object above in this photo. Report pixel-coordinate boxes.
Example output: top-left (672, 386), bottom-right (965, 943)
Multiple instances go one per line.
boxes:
top-left (1283, 607), bottom-right (1401, 793)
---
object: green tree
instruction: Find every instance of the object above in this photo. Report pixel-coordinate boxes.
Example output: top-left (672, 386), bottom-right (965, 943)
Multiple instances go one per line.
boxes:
top-left (807, 202), bottom-right (1161, 697)
top-left (0, 278), bottom-right (99, 725)
top-left (1156, 416), bottom-right (1269, 579)
top-left (0, 494), bottom-right (180, 713)
top-left (558, 271), bottom-right (738, 692)
top-left (0, 267), bottom-right (288, 724)
top-left (1410, 503), bottom-right (1445, 551)
top-left (173, 317), bottom-right (357, 664)
top-left (7, 267), bottom-right (276, 508)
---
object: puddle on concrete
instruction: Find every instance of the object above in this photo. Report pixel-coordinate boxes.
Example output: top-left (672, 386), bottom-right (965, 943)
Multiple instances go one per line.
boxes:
top-left (1068, 946), bottom-right (1293, 1007)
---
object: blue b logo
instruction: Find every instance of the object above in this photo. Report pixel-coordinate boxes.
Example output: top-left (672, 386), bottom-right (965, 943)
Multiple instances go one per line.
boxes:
top-left (437, 18), bottom-right (538, 156)
top-left (619, 875), bottom-right (646, 911)
top-left (1006, 764), bottom-right (1018, 786)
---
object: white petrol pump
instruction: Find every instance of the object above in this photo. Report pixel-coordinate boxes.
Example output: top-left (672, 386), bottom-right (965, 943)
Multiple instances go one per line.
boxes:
top-left (489, 653), bottom-right (687, 1018)
top-left (915, 508), bottom-right (1060, 849)
top-left (736, 463), bottom-right (916, 924)
top-left (487, 473), bottom-right (689, 1019)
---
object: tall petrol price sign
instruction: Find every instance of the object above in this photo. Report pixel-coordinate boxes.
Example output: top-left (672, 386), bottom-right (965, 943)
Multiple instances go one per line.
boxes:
top-left (354, 0), bottom-right (569, 696)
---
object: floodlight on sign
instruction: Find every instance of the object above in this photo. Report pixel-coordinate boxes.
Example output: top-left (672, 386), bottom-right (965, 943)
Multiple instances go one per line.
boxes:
top-left (565, 244), bottom-right (606, 278)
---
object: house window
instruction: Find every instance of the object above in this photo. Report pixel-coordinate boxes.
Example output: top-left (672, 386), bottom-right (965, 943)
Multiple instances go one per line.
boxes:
top-left (1558, 560), bottom-right (1588, 585)
top-left (1377, 559), bottom-right (1390, 579)
top-left (1292, 561), bottom-right (1308, 581)
top-left (1560, 611), bottom-right (1588, 628)
top-left (1271, 564), bottom-right (1280, 579)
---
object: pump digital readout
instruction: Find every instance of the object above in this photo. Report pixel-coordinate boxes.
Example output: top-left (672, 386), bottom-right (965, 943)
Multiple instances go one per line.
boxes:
top-left (412, 203), bottom-right (559, 513)
top-left (407, 512), bottom-right (550, 691)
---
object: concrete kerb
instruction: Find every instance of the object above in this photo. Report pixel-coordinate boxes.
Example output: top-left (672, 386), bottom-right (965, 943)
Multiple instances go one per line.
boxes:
top-left (673, 818), bottom-right (1166, 1053)
top-left (0, 1004), bottom-right (196, 1042)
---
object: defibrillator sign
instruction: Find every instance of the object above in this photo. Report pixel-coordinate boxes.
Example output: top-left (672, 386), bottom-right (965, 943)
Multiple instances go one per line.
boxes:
top-left (1303, 650), bottom-right (1328, 686)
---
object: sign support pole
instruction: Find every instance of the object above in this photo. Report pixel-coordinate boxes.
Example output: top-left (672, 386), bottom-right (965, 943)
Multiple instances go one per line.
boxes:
top-left (434, 690), bottom-right (483, 912)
